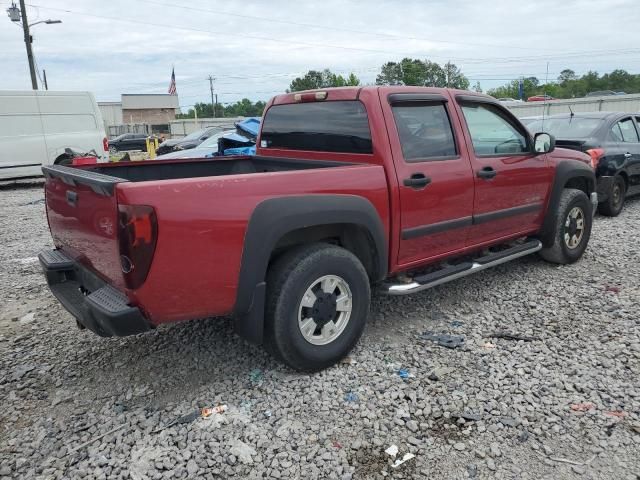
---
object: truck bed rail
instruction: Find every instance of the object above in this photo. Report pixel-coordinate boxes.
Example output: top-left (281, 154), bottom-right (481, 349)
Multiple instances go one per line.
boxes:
top-left (42, 164), bottom-right (128, 196)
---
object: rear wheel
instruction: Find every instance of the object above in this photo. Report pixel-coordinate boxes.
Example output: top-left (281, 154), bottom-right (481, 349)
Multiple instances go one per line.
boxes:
top-left (539, 188), bottom-right (592, 264)
top-left (598, 175), bottom-right (626, 217)
top-left (265, 244), bottom-right (370, 371)
top-left (109, 145), bottom-right (118, 155)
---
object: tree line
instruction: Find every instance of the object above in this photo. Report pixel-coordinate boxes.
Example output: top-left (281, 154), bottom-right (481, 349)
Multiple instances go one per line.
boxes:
top-left (487, 69), bottom-right (640, 99)
top-left (177, 98), bottom-right (267, 119)
top-left (177, 58), bottom-right (472, 118)
top-left (177, 62), bottom-right (640, 119)
top-left (287, 58), bottom-right (472, 92)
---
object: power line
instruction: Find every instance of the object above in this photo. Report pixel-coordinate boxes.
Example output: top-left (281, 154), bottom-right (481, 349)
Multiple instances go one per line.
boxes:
top-left (131, 0), bottom-right (551, 52)
top-left (26, 4), bottom-right (640, 65)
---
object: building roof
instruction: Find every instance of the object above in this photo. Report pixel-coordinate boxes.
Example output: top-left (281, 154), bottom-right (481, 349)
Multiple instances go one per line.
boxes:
top-left (121, 94), bottom-right (179, 110)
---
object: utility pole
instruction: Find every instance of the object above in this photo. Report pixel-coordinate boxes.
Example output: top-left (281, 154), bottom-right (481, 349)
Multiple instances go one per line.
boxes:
top-left (446, 60), bottom-right (450, 88)
top-left (19, 0), bottom-right (37, 90)
top-left (208, 75), bottom-right (216, 118)
top-left (43, 69), bottom-right (48, 90)
top-left (7, 2), bottom-right (61, 90)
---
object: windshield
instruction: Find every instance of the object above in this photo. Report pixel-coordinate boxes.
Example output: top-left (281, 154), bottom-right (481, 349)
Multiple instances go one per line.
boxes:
top-left (197, 131), bottom-right (229, 148)
top-left (526, 117), bottom-right (603, 139)
top-left (181, 128), bottom-right (210, 142)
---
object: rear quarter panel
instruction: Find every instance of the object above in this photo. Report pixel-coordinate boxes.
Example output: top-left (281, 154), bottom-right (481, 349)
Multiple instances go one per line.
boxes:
top-left (117, 163), bottom-right (389, 324)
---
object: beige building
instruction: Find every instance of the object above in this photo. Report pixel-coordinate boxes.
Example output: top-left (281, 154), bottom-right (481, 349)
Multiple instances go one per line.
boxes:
top-left (121, 94), bottom-right (179, 125)
top-left (99, 94), bottom-right (180, 136)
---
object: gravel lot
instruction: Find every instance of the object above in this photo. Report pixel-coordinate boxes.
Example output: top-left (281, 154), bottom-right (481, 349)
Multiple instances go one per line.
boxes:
top-left (1, 183), bottom-right (639, 480)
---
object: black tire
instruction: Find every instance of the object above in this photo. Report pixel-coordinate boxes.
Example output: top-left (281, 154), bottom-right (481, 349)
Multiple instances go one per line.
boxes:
top-left (539, 188), bottom-right (592, 264)
top-left (109, 146), bottom-right (118, 155)
top-left (265, 243), bottom-right (370, 372)
top-left (597, 175), bottom-right (626, 217)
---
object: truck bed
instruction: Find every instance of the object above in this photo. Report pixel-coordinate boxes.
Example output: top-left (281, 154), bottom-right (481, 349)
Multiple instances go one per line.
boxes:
top-left (86, 155), bottom-right (352, 182)
top-left (42, 156), bottom-right (389, 326)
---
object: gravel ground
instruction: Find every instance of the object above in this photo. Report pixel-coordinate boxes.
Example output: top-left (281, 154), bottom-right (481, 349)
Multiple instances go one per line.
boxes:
top-left (0, 184), bottom-right (639, 480)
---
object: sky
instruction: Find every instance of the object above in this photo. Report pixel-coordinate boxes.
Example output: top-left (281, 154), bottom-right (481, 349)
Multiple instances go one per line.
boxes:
top-left (2, 0), bottom-right (640, 111)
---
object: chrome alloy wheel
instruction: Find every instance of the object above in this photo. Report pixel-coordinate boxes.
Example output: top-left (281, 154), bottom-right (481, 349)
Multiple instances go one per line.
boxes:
top-left (564, 206), bottom-right (585, 249)
top-left (298, 275), bottom-right (353, 346)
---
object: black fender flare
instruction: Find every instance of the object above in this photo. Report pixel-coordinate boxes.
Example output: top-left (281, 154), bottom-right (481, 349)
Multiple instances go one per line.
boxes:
top-left (234, 194), bottom-right (388, 344)
top-left (539, 160), bottom-right (596, 247)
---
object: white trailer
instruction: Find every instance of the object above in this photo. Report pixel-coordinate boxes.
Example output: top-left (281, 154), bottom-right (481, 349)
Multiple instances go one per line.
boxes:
top-left (0, 90), bottom-right (108, 179)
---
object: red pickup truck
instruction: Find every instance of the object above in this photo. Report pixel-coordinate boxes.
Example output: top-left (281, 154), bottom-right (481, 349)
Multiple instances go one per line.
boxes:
top-left (39, 87), bottom-right (597, 371)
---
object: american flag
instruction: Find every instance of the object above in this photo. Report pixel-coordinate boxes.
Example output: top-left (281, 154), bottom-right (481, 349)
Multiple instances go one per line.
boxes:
top-left (168, 68), bottom-right (177, 95)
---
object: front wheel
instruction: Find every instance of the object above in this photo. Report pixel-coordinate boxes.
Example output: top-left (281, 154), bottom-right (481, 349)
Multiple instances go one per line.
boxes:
top-left (109, 146), bottom-right (118, 155)
top-left (539, 188), bottom-right (592, 264)
top-left (265, 244), bottom-right (370, 371)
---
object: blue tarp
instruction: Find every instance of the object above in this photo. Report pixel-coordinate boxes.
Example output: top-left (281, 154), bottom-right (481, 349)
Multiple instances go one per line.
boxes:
top-left (223, 145), bottom-right (256, 156)
top-left (235, 117), bottom-right (261, 138)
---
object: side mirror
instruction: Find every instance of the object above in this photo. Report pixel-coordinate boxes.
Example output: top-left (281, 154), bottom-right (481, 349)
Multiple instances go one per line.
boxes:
top-left (534, 132), bottom-right (555, 154)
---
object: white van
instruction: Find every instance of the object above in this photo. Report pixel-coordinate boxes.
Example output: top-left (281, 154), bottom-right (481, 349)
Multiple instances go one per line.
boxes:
top-left (0, 90), bottom-right (109, 180)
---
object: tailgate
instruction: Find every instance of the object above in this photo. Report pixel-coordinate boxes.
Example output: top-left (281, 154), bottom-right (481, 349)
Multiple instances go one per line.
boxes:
top-left (43, 165), bottom-right (128, 288)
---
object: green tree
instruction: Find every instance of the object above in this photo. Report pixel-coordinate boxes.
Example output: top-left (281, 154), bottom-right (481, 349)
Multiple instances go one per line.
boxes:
top-left (472, 81), bottom-right (483, 93)
top-left (557, 69), bottom-right (577, 84)
top-left (488, 69), bottom-right (640, 100)
top-left (176, 99), bottom-right (267, 119)
top-left (424, 61), bottom-right (447, 87)
top-left (224, 98), bottom-right (267, 117)
top-left (601, 69), bottom-right (636, 93)
top-left (375, 58), bottom-right (468, 88)
top-left (443, 62), bottom-right (470, 89)
top-left (288, 69), bottom-right (360, 92)
top-left (488, 77), bottom-right (540, 99)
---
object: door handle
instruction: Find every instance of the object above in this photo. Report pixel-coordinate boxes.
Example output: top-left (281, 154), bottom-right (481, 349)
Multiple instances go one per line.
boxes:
top-left (66, 190), bottom-right (78, 207)
top-left (624, 152), bottom-right (632, 158)
top-left (477, 167), bottom-right (497, 179)
top-left (403, 173), bottom-right (431, 189)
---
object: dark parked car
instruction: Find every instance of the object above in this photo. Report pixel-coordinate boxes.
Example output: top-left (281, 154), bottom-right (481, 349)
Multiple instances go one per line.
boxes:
top-left (155, 127), bottom-right (223, 155)
top-left (108, 133), bottom-right (148, 154)
top-left (525, 112), bottom-right (640, 216)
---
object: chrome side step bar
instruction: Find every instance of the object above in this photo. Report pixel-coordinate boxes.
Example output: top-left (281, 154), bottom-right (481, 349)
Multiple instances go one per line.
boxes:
top-left (381, 239), bottom-right (542, 296)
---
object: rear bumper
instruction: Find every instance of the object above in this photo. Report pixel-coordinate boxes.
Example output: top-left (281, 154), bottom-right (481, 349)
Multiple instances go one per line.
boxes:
top-left (39, 249), bottom-right (152, 337)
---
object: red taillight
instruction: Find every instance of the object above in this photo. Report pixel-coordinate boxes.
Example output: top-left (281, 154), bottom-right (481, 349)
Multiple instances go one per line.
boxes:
top-left (103, 137), bottom-right (109, 152)
top-left (586, 148), bottom-right (605, 169)
top-left (118, 205), bottom-right (157, 289)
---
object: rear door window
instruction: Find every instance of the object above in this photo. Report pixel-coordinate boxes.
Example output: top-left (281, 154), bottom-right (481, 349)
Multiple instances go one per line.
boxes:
top-left (617, 118), bottom-right (639, 143)
top-left (391, 103), bottom-right (457, 161)
top-left (261, 100), bottom-right (372, 154)
top-left (610, 123), bottom-right (623, 142)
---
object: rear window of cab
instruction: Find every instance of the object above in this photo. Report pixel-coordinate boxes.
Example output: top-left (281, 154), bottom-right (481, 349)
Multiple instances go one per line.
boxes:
top-left (260, 100), bottom-right (373, 154)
